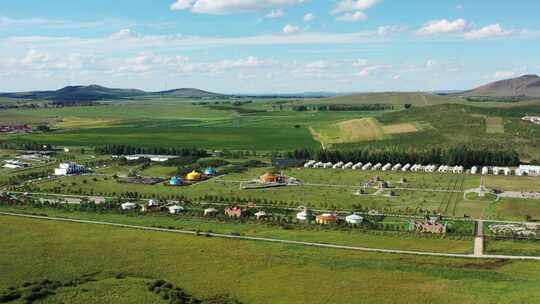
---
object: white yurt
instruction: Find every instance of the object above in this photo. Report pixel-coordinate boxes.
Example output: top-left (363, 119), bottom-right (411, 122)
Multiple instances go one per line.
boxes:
top-left (168, 205), bottom-right (185, 215)
top-left (345, 213), bottom-right (364, 225)
top-left (121, 202), bottom-right (137, 210)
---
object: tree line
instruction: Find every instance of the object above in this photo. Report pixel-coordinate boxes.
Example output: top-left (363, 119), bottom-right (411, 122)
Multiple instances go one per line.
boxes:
top-left (95, 145), bottom-right (209, 157)
top-left (291, 104), bottom-right (394, 112)
top-left (284, 146), bottom-right (520, 167)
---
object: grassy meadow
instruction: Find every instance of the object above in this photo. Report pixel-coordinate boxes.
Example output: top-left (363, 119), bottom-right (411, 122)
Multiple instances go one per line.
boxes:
top-left (2, 215), bottom-right (540, 304)
top-left (1, 96), bottom-right (539, 159)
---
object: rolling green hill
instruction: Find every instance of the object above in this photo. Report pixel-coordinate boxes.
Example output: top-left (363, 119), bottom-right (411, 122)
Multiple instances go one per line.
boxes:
top-left (0, 85), bottom-right (224, 103)
top-left (300, 92), bottom-right (459, 106)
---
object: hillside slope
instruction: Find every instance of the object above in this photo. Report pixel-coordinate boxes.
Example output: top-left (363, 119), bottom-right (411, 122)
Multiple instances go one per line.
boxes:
top-left (154, 88), bottom-right (223, 98)
top-left (459, 74), bottom-right (540, 98)
top-left (0, 85), bottom-right (224, 102)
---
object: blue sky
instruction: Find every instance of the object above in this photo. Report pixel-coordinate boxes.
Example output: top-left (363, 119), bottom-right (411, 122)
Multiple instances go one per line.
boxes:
top-left (0, 0), bottom-right (539, 93)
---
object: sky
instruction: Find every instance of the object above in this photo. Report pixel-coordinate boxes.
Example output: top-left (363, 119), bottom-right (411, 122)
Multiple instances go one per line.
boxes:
top-left (1, 0), bottom-right (539, 94)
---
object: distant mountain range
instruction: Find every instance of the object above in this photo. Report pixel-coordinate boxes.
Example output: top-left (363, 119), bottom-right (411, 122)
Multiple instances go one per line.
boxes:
top-left (0, 85), bottom-right (224, 102)
top-left (455, 74), bottom-right (540, 98)
top-left (3, 75), bottom-right (539, 103)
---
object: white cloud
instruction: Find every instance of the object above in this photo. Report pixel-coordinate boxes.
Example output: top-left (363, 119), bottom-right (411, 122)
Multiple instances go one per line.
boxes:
top-left (336, 11), bottom-right (368, 22)
top-left (305, 60), bottom-right (330, 70)
top-left (265, 9), bottom-right (285, 18)
top-left (377, 25), bottom-right (407, 35)
top-left (416, 19), bottom-right (468, 35)
top-left (170, 0), bottom-right (305, 15)
top-left (303, 13), bottom-right (315, 22)
top-left (464, 24), bottom-right (512, 40)
top-left (332, 0), bottom-right (381, 14)
top-left (170, 0), bottom-right (195, 10)
top-left (109, 28), bottom-right (140, 40)
top-left (352, 59), bottom-right (369, 67)
top-left (356, 65), bottom-right (380, 77)
top-left (493, 71), bottom-right (516, 78)
top-left (209, 56), bottom-right (276, 71)
top-left (282, 24), bottom-right (299, 34)
top-left (426, 59), bottom-right (438, 68)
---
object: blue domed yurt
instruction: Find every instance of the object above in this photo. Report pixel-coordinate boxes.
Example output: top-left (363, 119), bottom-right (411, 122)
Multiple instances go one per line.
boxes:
top-left (169, 176), bottom-right (183, 186)
top-left (204, 167), bottom-right (217, 176)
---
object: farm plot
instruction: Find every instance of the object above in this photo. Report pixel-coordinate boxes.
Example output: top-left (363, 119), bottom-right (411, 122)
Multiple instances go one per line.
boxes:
top-left (486, 116), bottom-right (505, 134)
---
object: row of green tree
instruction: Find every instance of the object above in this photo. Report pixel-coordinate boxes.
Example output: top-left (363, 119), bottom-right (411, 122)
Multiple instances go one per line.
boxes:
top-left (285, 146), bottom-right (520, 167)
top-left (292, 104), bottom-right (394, 112)
top-left (95, 145), bottom-right (209, 157)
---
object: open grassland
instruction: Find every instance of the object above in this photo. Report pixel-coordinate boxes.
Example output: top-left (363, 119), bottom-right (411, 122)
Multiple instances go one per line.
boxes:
top-left (1, 101), bottom-right (379, 151)
top-left (485, 116), bottom-right (505, 134)
top-left (2, 216), bottom-right (540, 304)
top-left (2, 99), bottom-right (539, 159)
top-left (485, 238), bottom-right (540, 257)
top-left (484, 198), bottom-right (540, 221)
top-left (484, 175), bottom-right (540, 192)
top-left (301, 92), bottom-right (459, 107)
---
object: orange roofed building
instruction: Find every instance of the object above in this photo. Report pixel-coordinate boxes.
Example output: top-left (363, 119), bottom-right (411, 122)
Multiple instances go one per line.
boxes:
top-left (316, 213), bottom-right (338, 225)
top-left (260, 172), bottom-right (279, 183)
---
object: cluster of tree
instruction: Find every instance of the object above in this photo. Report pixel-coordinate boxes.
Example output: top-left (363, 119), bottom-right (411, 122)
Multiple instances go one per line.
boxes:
top-left (95, 145), bottom-right (209, 157)
top-left (147, 280), bottom-right (242, 304)
top-left (292, 104), bottom-right (394, 112)
top-left (284, 146), bottom-right (520, 167)
top-left (0, 141), bottom-right (53, 151)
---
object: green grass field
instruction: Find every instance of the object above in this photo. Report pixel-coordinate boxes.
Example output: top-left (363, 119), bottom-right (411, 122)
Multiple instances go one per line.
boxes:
top-left (23, 166), bottom-right (540, 220)
top-left (2, 98), bottom-right (539, 159)
top-left (2, 215), bottom-right (540, 304)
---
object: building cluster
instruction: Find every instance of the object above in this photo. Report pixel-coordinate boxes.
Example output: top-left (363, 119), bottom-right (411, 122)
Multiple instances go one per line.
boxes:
top-left (522, 116), bottom-right (540, 125)
top-left (168, 168), bottom-right (217, 186)
top-left (304, 160), bottom-right (540, 177)
top-left (119, 201), bottom-right (363, 226)
top-left (257, 172), bottom-right (300, 185)
top-left (408, 216), bottom-right (447, 234)
top-left (296, 208), bottom-right (364, 225)
top-left (54, 162), bottom-right (86, 176)
top-left (0, 124), bottom-right (32, 134)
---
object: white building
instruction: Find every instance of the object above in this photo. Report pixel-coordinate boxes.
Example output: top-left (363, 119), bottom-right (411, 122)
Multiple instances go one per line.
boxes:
top-left (362, 163), bottom-right (372, 171)
top-left (296, 210), bottom-right (312, 221)
top-left (54, 162), bottom-right (86, 176)
top-left (343, 162), bottom-right (354, 169)
top-left (372, 163), bottom-right (382, 170)
top-left (516, 165), bottom-right (540, 176)
top-left (121, 202), bottom-right (137, 210)
top-left (345, 213), bottom-right (364, 225)
top-left (401, 164), bottom-right (411, 172)
top-left (392, 164), bottom-right (402, 171)
top-left (168, 205), bottom-right (185, 215)
top-left (352, 162), bottom-right (363, 170)
top-left (470, 166), bottom-right (478, 175)
top-left (482, 166), bottom-right (490, 175)
top-left (333, 162), bottom-right (344, 169)
top-left (382, 163), bottom-right (392, 171)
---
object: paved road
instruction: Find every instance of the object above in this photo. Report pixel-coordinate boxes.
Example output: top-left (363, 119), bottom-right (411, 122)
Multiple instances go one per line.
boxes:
top-left (2, 211), bottom-right (539, 261)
